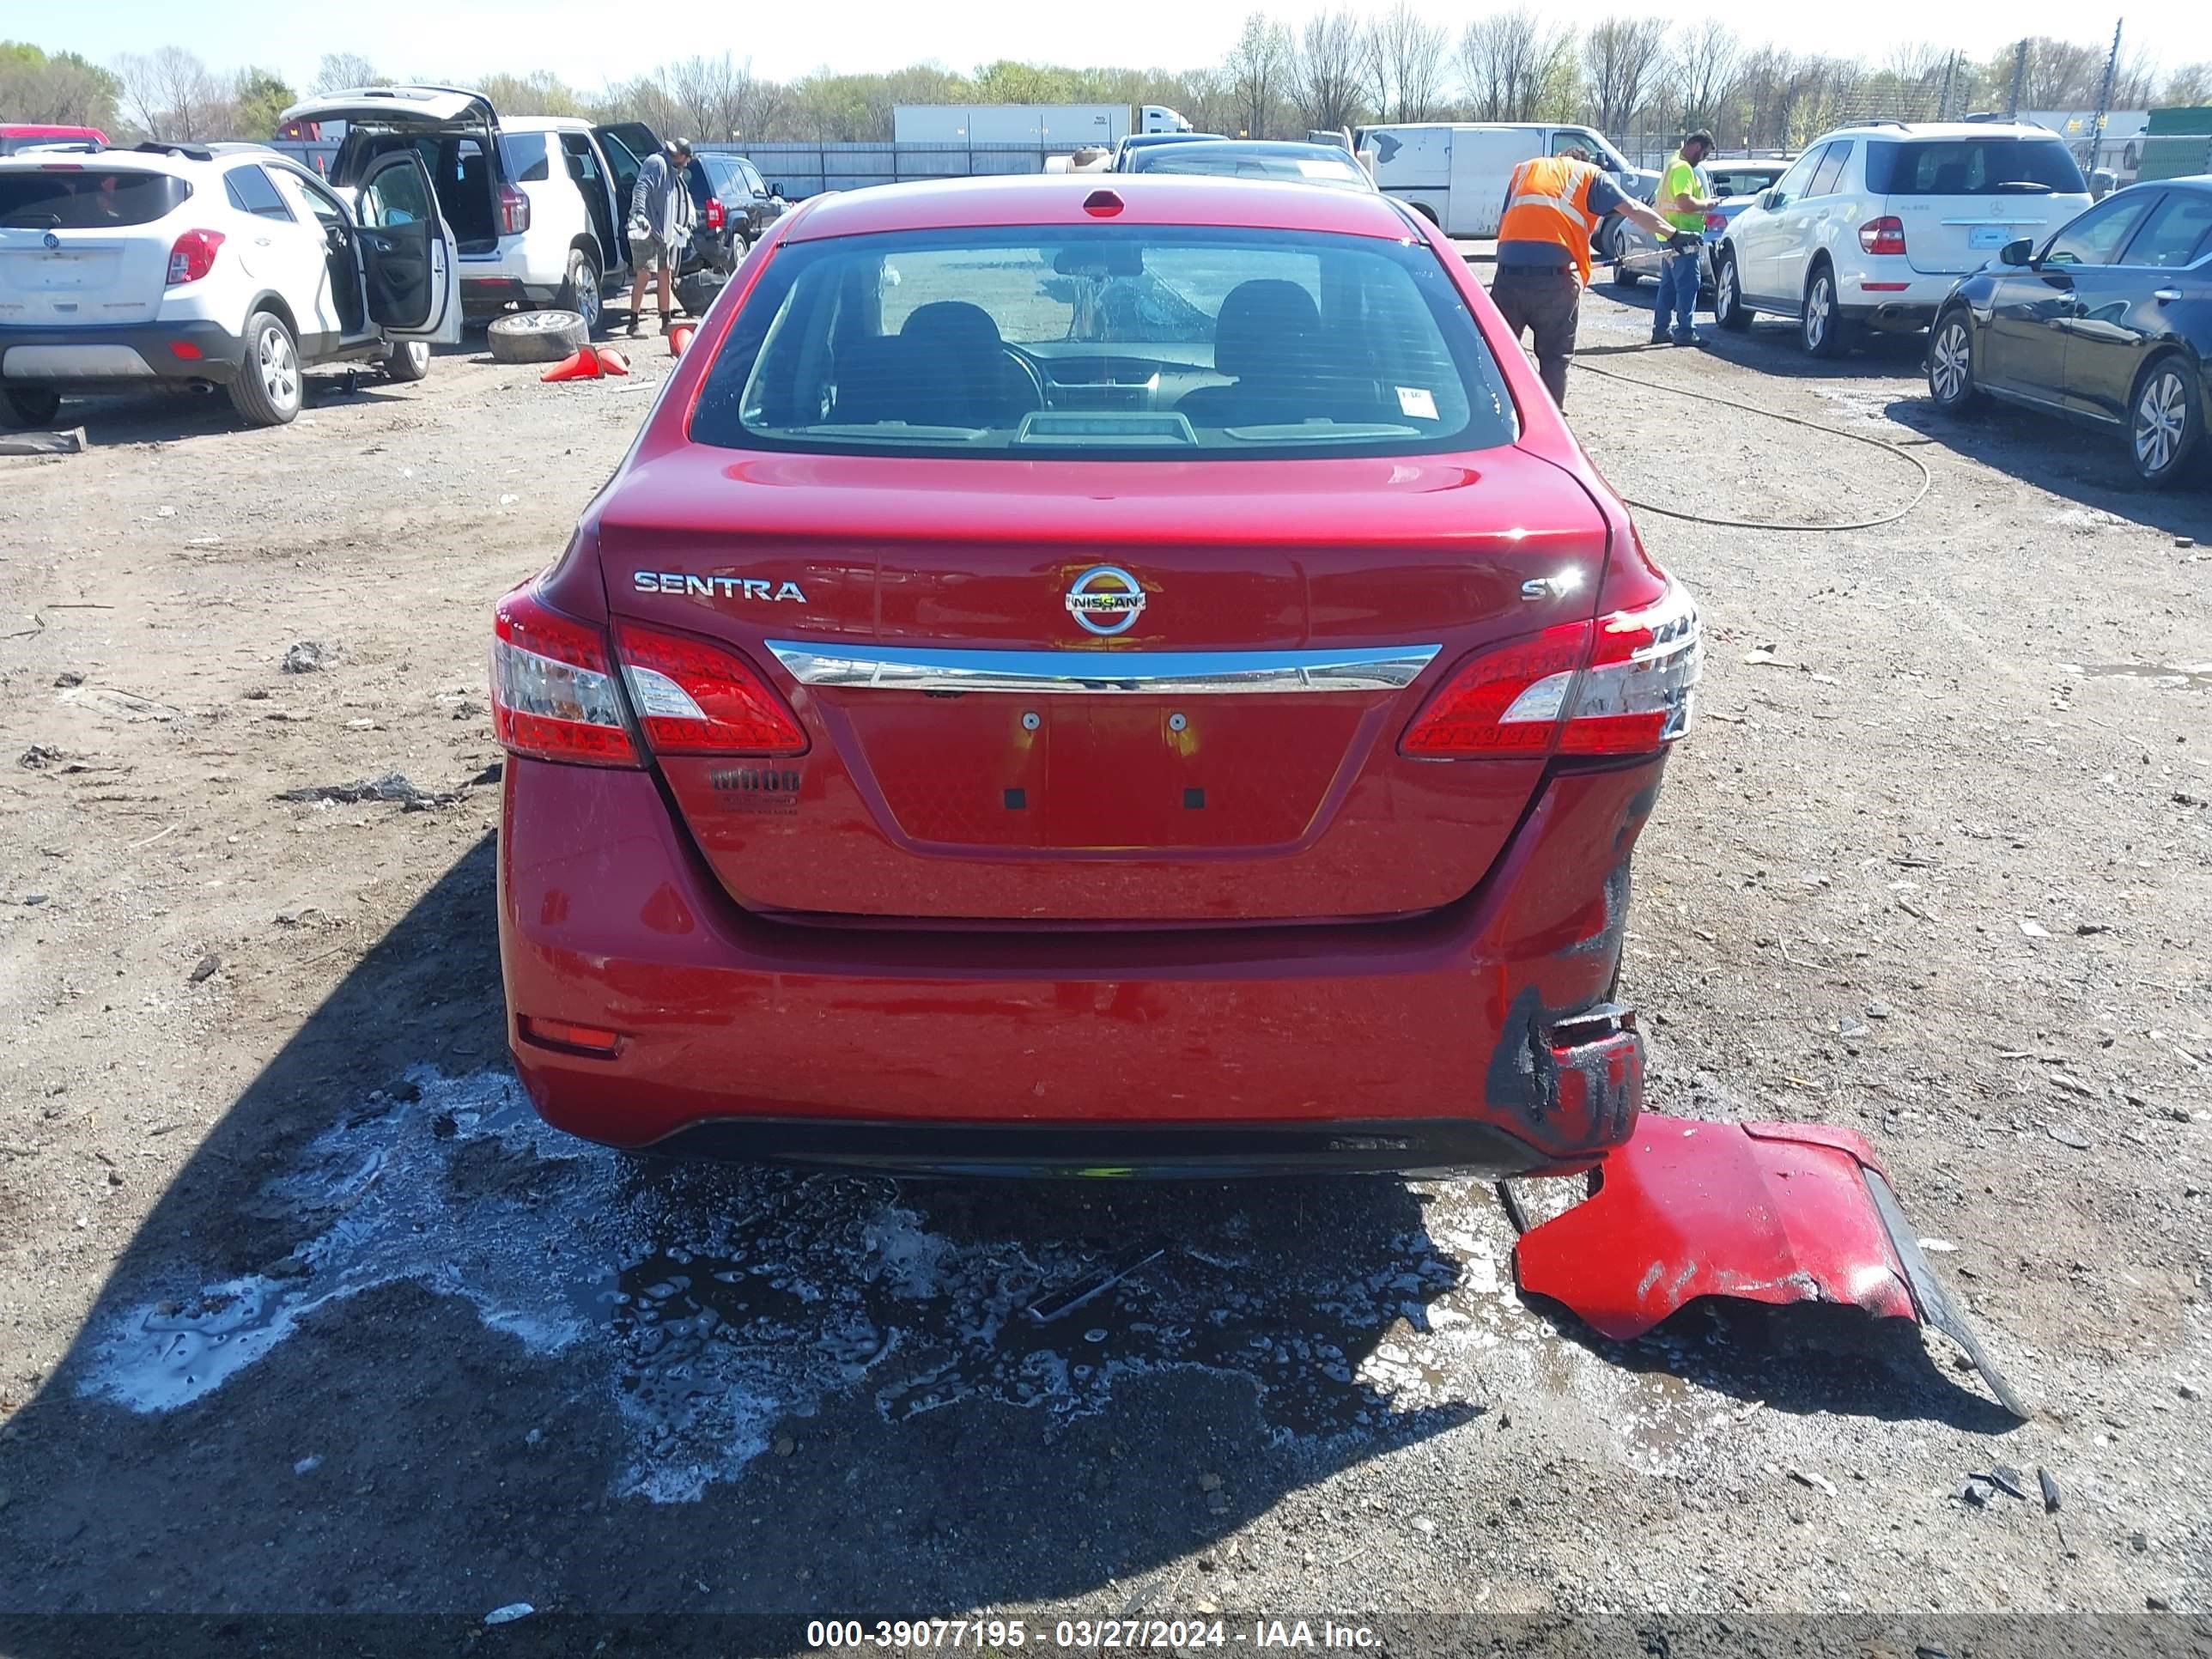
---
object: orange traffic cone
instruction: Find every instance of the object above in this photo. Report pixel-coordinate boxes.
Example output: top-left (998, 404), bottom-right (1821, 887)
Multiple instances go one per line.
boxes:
top-left (593, 346), bottom-right (630, 377)
top-left (540, 347), bottom-right (602, 383)
top-left (667, 325), bottom-right (696, 359)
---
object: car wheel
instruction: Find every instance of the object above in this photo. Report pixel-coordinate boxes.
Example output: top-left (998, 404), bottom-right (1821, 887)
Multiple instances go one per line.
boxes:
top-left (3, 386), bottom-right (62, 428)
top-left (1800, 264), bottom-right (1849, 359)
top-left (2130, 356), bottom-right (2203, 489)
top-left (1926, 310), bottom-right (1984, 413)
top-left (728, 229), bottom-right (750, 265)
top-left (229, 310), bottom-right (302, 427)
top-left (1613, 257), bottom-right (1643, 289)
top-left (556, 250), bottom-right (603, 336)
top-left (486, 309), bottom-right (592, 364)
top-left (381, 339), bottom-right (432, 384)
top-left (1714, 250), bottom-right (1751, 331)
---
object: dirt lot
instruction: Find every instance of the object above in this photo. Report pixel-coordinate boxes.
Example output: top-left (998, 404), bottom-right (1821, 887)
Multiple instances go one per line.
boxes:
top-left (1, 272), bottom-right (2209, 1655)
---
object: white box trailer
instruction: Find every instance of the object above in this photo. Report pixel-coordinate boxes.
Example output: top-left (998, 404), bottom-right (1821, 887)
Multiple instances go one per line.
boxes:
top-left (1354, 122), bottom-right (1656, 239)
top-left (891, 104), bottom-right (1190, 147)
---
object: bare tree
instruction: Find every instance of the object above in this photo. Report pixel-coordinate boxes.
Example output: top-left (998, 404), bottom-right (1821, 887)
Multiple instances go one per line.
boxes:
top-left (1294, 10), bottom-right (1367, 133)
top-left (312, 52), bottom-right (383, 94)
top-left (1580, 17), bottom-right (1667, 137)
top-left (115, 46), bottom-right (230, 142)
top-left (2019, 37), bottom-right (2102, 106)
top-left (1458, 10), bottom-right (1575, 122)
top-left (661, 52), bottom-right (759, 141)
top-left (1223, 12), bottom-right (1293, 138)
top-left (2165, 61), bottom-right (2212, 106)
top-left (1668, 20), bottom-right (1743, 136)
top-left (1882, 43), bottom-right (1949, 83)
top-left (1365, 2), bottom-right (1449, 123)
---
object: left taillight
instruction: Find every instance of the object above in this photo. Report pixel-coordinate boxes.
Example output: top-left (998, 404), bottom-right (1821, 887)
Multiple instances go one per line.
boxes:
top-left (165, 228), bottom-right (224, 286)
top-left (703, 197), bottom-right (725, 233)
top-left (1400, 584), bottom-right (1701, 760)
top-left (1858, 216), bottom-right (1907, 257)
top-left (612, 620), bottom-right (807, 757)
top-left (489, 586), bottom-right (641, 768)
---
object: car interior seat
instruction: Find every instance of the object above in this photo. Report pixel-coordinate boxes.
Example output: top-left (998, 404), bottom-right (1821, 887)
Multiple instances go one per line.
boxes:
top-left (898, 301), bottom-right (1042, 427)
top-left (832, 334), bottom-right (967, 428)
top-left (1176, 279), bottom-right (1331, 428)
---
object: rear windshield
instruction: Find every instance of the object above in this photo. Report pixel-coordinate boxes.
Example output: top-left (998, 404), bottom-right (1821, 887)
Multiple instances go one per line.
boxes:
top-left (0, 168), bottom-right (190, 228)
top-left (1864, 137), bottom-right (2087, 197)
top-left (690, 224), bottom-right (1515, 460)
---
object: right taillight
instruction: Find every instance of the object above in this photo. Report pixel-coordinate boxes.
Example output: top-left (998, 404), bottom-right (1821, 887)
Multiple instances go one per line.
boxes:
top-left (1400, 584), bottom-right (1701, 760)
top-left (165, 228), bottom-right (224, 286)
top-left (497, 184), bottom-right (532, 236)
top-left (490, 586), bottom-right (641, 768)
top-left (1858, 216), bottom-right (1907, 256)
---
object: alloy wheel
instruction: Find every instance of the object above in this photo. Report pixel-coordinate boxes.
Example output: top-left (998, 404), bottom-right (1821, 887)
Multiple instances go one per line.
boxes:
top-left (1805, 277), bottom-right (1831, 349)
top-left (1931, 320), bottom-right (1972, 404)
top-left (2134, 368), bottom-right (2187, 477)
top-left (1718, 259), bottom-right (1735, 317)
top-left (573, 263), bottom-right (603, 333)
top-left (258, 325), bottom-right (299, 412)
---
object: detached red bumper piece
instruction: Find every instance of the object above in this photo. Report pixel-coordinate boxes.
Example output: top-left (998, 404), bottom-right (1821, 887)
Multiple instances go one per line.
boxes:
top-left (1512, 1117), bottom-right (2027, 1419)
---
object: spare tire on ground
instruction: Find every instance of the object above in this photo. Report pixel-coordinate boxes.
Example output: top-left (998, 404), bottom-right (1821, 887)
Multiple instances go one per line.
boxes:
top-left (486, 310), bottom-right (592, 364)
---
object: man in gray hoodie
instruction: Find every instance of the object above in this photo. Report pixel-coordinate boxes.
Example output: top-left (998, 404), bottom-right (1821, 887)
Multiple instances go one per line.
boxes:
top-left (625, 137), bottom-right (696, 337)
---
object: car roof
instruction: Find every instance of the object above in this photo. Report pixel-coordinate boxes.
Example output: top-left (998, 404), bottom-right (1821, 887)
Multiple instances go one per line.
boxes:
top-left (782, 173), bottom-right (1414, 242)
top-left (0, 143), bottom-right (276, 177)
top-left (1821, 121), bottom-right (2060, 141)
top-left (502, 115), bottom-right (593, 133)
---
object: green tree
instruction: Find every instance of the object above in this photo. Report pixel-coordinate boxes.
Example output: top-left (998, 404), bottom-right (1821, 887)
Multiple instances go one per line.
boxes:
top-left (233, 66), bottom-right (295, 138)
top-left (0, 40), bottom-right (124, 128)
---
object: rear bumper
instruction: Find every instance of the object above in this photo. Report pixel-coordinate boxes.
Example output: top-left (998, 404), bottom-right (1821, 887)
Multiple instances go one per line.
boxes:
top-left (0, 319), bottom-right (246, 387)
top-left (459, 276), bottom-right (561, 319)
top-left (496, 753), bottom-right (1668, 1176)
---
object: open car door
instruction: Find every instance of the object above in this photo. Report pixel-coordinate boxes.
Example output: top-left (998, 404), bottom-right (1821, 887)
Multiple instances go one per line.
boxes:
top-left (592, 124), bottom-right (654, 269)
top-left (353, 149), bottom-right (461, 344)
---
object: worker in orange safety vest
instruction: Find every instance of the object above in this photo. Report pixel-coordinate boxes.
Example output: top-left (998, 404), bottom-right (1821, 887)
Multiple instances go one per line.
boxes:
top-left (1490, 147), bottom-right (1692, 408)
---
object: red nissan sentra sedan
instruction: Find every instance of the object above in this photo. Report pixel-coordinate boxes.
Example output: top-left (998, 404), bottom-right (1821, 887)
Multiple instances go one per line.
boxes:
top-left (490, 173), bottom-right (1700, 1176)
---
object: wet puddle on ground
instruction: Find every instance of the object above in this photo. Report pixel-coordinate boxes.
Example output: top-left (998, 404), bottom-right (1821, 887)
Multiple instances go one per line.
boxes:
top-left (88, 1071), bottom-right (1627, 1502)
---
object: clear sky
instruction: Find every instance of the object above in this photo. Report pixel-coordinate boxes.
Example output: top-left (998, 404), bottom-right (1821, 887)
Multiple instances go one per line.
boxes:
top-left (21, 0), bottom-right (2209, 93)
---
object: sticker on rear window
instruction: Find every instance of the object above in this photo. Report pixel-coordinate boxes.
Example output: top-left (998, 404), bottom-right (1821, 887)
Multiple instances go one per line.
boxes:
top-left (1396, 386), bottom-right (1439, 421)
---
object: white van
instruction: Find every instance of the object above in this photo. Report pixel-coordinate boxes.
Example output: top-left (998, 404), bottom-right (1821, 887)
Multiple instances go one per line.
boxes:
top-left (1354, 123), bottom-right (1656, 242)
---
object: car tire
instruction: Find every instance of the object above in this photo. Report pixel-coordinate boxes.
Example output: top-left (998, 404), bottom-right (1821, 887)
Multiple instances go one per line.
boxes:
top-left (1613, 258), bottom-right (1643, 289)
top-left (229, 310), bottom-right (303, 428)
top-left (1926, 309), bottom-right (1984, 413)
top-left (2130, 355), bottom-right (2203, 489)
top-left (556, 249), bottom-right (603, 337)
top-left (728, 229), bottom-right (750, 265)
top-left (1800, 263), bottom-right (1850, 359)
top-left (487, 309), bottom-right (592, 364)
top-left (381, 339), bottom-right (432, 384)
top-left (3, 386), bottom-right (63, 428)
top-left (1714, 249), bottom-right (1751, 331)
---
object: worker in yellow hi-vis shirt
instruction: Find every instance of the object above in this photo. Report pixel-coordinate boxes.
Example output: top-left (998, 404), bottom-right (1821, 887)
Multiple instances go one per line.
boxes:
top-left (1652, 129), bottom-right (1721, 347)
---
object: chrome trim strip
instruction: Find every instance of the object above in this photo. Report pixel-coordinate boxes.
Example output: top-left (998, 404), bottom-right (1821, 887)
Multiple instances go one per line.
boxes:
top-left (766, 641), bottom-right (1441, 695)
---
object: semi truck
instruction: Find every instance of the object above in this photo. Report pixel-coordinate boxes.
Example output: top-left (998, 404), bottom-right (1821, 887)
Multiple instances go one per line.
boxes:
top-left (891, 104), bottom-right (1192, 147)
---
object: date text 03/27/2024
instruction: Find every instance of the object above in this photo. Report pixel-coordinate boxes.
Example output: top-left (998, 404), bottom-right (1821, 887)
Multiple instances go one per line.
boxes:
top-left (805, 1619), bottom-right (1381, 1650)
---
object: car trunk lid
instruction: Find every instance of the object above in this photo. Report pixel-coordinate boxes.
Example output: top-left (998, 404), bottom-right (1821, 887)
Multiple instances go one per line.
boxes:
top-left (598, 446), bottom-right (1615, 924)
top-left (0, 165), bottom-right (185, 325)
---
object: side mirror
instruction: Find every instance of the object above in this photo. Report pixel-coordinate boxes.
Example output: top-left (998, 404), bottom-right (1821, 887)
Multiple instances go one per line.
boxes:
top-left (1758, 190), bottom-right (1782, 210)
top-left (2000, 237), bottom-right (2033, 267)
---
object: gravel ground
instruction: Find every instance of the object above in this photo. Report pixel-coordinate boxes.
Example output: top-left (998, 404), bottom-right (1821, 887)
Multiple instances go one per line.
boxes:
top-left (1, 268), bottom-right (2209, 1656)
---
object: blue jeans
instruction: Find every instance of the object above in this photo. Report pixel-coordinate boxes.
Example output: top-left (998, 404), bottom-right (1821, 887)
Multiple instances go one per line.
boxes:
top-left (1654, 245), bottom-right (1701, 337)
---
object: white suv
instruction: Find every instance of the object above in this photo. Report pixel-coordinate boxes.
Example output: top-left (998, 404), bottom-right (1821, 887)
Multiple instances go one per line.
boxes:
top-left (1713, 122), bottom-right (2092, 356)
top-left (0, 140), bottom-right (459, 427)
top-left (283, 88), bottom-right (660, 336)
